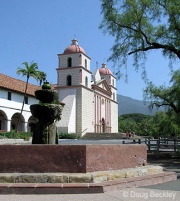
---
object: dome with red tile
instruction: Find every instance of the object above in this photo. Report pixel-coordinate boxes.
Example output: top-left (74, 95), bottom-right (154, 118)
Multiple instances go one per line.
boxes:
top-left (64, 39), bottom-right (85, 54)
top-left (99, 63), bottom-right (112, 75)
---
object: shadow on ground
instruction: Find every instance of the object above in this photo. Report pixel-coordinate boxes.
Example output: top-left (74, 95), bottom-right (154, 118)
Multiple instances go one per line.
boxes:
top-left (147, 152), bottom-right (180, 178)
top-left (138, 152), bottom-right (180, 191)
top-left (147, 153), bottom-right (180, 172)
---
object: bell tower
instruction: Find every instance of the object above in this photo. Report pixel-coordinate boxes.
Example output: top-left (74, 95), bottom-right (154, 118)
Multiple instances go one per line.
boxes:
top-left (55, 39), bottom-right (93, 135)
top-left (56, 39), bottom-right (92, 88)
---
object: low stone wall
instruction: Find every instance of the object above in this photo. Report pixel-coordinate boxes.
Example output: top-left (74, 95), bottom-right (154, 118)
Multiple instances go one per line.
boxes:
top-left (80, 133), bottom-right (126, 140)
top-left (0, 144), bottom-right (147, 173)
top-left (0, 165), bottom-right (163, 183)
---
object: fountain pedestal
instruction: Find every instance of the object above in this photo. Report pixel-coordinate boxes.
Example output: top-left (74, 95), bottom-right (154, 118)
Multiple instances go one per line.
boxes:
top-left (0, 144), bottom-right (147, 173)
top-left (30, 82), bottom-right (64, 144)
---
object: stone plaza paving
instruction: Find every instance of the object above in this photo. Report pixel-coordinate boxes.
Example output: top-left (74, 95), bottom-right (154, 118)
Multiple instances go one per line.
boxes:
top-left (0, 187), bottom-right (179, 201)
top-left (0, 138), bottom-right (179, 200)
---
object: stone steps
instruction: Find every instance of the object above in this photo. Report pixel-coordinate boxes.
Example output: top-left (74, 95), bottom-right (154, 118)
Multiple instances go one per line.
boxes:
top-left (0, 171), bottom-right (176, 194)
top-left (0, 165), bottom-right (164, 184)
top-left (80, 133), bottom-right (127, 140)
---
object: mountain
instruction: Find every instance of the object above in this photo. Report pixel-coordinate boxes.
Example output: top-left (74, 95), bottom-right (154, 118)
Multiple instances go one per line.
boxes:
top-left (117, 94), bottom-right (163, 116)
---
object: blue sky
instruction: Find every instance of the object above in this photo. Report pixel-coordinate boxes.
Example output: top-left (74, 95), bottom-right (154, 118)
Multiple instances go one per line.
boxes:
top-left (0, 0), bottom-right (179, 100)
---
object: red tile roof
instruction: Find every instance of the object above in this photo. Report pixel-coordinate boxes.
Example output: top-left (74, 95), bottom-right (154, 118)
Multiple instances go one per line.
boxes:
top-left (0, 73), bottom-right (56, 97)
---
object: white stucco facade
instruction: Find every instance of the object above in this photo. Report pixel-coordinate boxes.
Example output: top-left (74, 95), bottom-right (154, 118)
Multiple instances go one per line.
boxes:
top-left (0, 88), bottom-right (37, 132)
top-left (0, 39), bottom-right (118, 136)
top-left (55, 39), bottom-right (118, 136)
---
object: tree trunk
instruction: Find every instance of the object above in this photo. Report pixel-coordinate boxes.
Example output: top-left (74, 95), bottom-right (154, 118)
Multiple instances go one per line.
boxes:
top-left (16, 77), bottom-right (29, 132)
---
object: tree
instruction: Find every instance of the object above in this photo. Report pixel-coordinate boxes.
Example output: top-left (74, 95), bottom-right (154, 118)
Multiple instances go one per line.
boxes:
top-left (38, 71), bottom-right (47, 86)
top-left (121, 113), bottom-right (149, 122)
top-left (150, 111), bottom-right (180, 137)
top-left (120, 113), bottom-right (146, 134)
top-left (16, 61), bottom-right (46, 132)
top-left (144, 69), bottom-right (180, 136)
top-left (144, 69), bottom-right (180, 115)
top-left (100, 0), bottom-right (180, 78)
top-left (118, 112), bottom-right (180, 137)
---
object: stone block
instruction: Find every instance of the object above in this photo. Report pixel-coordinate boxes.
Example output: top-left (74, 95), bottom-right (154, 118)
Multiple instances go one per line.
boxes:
top-left (107, 170), bottom-right (126, 181)
top-left (147, 165), bottom-right (163, 175)
top-left (68, 174), bottom-right (92, 183)
top-left (125, 169), bottom-right (139, 178)
top-left (0, 144), bottom-right (147, 173)
top-left (50, 174), bottom-right (68, 183)
top-left (92, 173), bottom-right (108, 183)
top-left (0, 174), bottom-right (16, 183)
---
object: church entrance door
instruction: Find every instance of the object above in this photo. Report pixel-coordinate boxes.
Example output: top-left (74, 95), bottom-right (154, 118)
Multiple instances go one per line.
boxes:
top-left (102, 118), bottom-right (105, 133)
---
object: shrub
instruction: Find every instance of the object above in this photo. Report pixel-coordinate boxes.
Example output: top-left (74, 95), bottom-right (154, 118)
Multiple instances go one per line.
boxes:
top-left (0, 130), bottom-right (17, 139)
top-left (59, 133), bottom-right (79, 139)
top-left (0, 131), bottom-right (32, 141)
top-left (17, 132), bottom-right (32, 141)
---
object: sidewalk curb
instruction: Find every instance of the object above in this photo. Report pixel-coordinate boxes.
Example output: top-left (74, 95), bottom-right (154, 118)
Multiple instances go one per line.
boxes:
top-left (0, 165), bottom-right (164, 184)
top-left (0, 171), bottom-right (176, 194)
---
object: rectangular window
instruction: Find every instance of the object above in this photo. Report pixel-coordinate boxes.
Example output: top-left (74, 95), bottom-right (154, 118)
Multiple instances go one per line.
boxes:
top-left (24, 96), bottom-right (28, 104)
top-left (8, 92), bottom-right (11, 100)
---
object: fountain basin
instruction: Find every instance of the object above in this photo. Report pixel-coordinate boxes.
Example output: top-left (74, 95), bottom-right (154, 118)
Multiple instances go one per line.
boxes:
top-left (30, 104), bottom-right (64, 123)
top-left (0, 144), bottom-right (147, 173)
top-left (35, 89), bottom-right (59, 103)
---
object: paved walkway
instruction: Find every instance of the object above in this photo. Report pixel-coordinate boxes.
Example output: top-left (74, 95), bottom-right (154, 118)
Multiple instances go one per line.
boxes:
top-left (0, 161), bottom-right (178, 201)
top-left (0, 187), bottom-right (179, 201)
top-left (0, 139), bottom-right (179, 200)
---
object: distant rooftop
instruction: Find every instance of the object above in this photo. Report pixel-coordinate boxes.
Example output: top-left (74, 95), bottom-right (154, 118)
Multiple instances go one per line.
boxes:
top-left (0, 73), bottom-right (56, 97)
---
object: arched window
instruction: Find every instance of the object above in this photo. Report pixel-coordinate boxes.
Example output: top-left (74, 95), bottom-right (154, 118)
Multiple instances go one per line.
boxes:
top-left (113, 92), bottom-right (115, 100)
top-left (85, 59), bottom-right (87, 68)
top-left (85, 76), bottom-right (88, 87)
top-left (101, 99), bottom-right (104, 105)
top-left (67, 57), bottom-right (72, 67)
top-left (79, 54), bottom-right (82, 65)
top-left (67, 75), bottom-right (72, 86)
top-left (79, 69), bottom-right (82, 83)
top-left (58, 57), bottom-right (60, 68)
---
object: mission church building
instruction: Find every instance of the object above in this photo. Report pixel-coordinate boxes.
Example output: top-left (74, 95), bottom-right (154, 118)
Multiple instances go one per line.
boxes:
top-left (0, 39), bottom-right (118, 136)
top-left (55, 39), bottom-right (118, 136)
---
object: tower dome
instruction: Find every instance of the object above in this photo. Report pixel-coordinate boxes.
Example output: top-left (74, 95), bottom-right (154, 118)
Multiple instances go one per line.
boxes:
top-left (99, 63), bottom-right (112, 75)
top-left (63, 39), bottom-right (85, 54)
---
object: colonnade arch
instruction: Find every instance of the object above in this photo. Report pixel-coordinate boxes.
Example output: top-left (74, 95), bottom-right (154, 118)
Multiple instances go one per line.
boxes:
top-left (0, 110), bottom-right (8, 131)
top-left (0, 109), bottom-right (37, 133)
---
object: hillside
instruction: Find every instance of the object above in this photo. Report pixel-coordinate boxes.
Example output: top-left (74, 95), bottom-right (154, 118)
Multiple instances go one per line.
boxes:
top-left (117, 94), bottom-right (163, 116)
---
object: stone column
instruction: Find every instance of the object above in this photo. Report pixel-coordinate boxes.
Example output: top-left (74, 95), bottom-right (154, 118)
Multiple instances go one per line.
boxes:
top-left (7, 119), bottom-right (11, 131)
top-left (24, 122), bottom-right (28, 132)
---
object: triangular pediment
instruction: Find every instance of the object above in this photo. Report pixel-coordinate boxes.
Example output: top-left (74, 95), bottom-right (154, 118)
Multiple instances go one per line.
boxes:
top-left (97, 79), bottom-right (111, 91)
top-left (91, 79), bottom-right (112, 96)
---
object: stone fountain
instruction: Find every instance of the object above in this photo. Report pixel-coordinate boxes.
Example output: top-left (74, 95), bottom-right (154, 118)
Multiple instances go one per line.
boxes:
top-left (30, 81), bottom-right (64, 144)
top-left (0, 83), bottom-right (173, 192)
